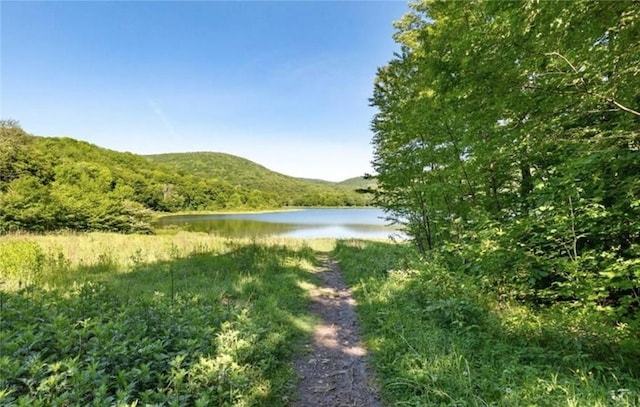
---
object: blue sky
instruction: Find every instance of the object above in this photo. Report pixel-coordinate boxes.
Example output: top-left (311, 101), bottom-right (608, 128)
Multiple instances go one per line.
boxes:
top-left (1, 1), bottom-right (407, 181)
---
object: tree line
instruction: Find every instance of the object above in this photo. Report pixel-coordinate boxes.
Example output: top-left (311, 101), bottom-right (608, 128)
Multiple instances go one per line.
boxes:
top-left (371, 1), bottom-right (639, 324)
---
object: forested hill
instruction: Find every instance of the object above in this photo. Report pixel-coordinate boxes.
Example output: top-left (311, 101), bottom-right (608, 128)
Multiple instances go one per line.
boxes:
top-left (0, 124), bottom-right (370, 233)
top-left (146, 152), bottom-right (372, 206)
top-left (336, 176), bottom-right (377, 190)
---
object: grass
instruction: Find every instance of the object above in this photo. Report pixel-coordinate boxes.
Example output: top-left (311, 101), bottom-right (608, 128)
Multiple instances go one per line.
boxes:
top-left (6, 233), bottom-right (637, 406)
top-left (0, 233), bottom-right (334, 406)
top-left (333, 240), bottom-right (640, 407)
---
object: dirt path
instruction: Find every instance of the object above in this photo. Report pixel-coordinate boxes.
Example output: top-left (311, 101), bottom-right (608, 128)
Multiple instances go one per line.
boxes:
top-left (293, 254), bottom-right (383, 407)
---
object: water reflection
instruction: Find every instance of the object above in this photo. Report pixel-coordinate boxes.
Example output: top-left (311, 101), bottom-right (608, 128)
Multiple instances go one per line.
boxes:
top-left (154, 208), bottom-right (400, 239)
top-left (162, 217), bottom-right (300, 236)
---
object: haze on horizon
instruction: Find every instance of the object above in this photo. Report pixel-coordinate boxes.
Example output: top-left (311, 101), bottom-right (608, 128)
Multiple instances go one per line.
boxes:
top-left (1, 1), bottom-right (408, 182)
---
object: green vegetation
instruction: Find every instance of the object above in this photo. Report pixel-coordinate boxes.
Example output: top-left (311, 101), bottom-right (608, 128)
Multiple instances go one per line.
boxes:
top-left (3, 2), bottom-right (638, 405)
top-left (146, 152), bottom-right (371, 208)
top-left (0, 233), bottom-right (325, 405)
top-left (358, 2), bottom-right (640, 403)
top-left (336, 176), bottom-right (378, 193)
top-left (4, 232), bottom-right (638, 405)
top-left (0, 122), bottom-right (370, 234)
top-left (371, 2), bottom-right (639, 327)
top-left (334, 240), bottom-right (640, 406)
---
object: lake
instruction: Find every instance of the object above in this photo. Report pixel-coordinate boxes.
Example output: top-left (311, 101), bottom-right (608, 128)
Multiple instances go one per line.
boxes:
top-left (154, 208), bottom-right (402, 239)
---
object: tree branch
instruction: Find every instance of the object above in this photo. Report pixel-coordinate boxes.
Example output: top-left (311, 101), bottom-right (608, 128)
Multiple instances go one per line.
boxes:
top-left (609, 98), bottom-right (640, 118)
top-left (546, 51), bottom-right (578, 73)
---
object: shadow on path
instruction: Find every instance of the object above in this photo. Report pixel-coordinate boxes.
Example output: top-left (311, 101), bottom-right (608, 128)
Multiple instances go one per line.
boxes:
top-left (294, 253), bottom-right (383, 407)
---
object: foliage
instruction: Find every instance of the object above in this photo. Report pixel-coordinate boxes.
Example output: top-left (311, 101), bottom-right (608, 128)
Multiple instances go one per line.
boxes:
top-left (0, 125), bottom-right (370, 234)
top-left (0, 234), bottom-right (319, 405)
top-left (0, 240), bottom-right (46, 288)
top-left (336, 176), bottom-right (378, 195)
top-left (370, 1), bottom-right (640, 323)
top-left (146, 152), bottom-right (372, 207)
top-left (334, 240), bottom-right (640, 406)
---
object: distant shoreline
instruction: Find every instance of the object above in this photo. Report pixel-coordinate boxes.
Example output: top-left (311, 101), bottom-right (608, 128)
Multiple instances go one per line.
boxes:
top-left (152, 206), bottom-right (376, 220)
top-left (152, 208), bottom-right (301, 219)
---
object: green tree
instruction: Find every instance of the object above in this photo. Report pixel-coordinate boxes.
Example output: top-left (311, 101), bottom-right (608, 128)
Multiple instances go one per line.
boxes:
top-left (371, 0), bottom-right (640, 321)
top-left (0, 176), bottom-right (56, 232)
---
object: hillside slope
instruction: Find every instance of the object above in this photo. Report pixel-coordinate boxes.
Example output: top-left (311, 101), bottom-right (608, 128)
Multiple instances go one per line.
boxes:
top-left (337, 176), bottom-right (377, 191)
top-left (146, 152), bottom-right (371, 207)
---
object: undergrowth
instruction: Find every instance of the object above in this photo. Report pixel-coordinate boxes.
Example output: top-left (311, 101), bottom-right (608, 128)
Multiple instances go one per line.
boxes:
top-left (0, 233), bottom-right (321, 406)
top-left (334, 240), bottom-right (640, 406)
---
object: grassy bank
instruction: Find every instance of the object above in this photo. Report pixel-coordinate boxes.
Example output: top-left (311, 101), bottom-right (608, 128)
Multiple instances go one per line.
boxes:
top-left (0, 233), bottom-right (330, 406)
top-left (334, 240), bottom-right (640, 406)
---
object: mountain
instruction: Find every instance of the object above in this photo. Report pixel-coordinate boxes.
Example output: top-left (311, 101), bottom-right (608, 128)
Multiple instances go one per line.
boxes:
top-left (145, 152), bottom-right (371, 207)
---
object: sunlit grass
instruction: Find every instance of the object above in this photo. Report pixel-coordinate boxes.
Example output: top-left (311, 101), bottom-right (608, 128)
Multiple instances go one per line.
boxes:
top-left (0, 233), bottom-right (336, 290)
top-left (334, 240), bottom-right (640, 407)
top-left (0, 232), bottom-right (321, 405)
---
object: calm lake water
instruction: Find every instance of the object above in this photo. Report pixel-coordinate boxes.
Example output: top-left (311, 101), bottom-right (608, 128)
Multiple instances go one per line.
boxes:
top-left (154, 208), bottom-right (401, 239)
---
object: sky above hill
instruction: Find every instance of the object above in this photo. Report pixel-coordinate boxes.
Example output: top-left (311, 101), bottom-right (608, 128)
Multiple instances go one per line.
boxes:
top-left (1, 1), bottom-right (407, 182)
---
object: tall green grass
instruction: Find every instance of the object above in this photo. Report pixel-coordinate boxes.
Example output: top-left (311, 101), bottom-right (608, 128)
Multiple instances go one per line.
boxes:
top-left (334, 240), bottom-right (640, 406)
top-left (0, 233), bottom-right (327, 406)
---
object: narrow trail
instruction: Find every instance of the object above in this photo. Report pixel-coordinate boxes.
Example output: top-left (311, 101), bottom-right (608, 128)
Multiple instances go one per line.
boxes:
top-left (293, 253), bottom-right (383, 407)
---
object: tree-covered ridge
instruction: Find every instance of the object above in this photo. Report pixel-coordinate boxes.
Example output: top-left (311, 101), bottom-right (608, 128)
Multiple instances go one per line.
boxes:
top-left (0, 124), bottom-right (369, 233)
top-left (336, 176), bottom-right (377, 190)
top-left (371, 1), bottom-right (639, 324)
top-left (146, 152), bottom-right (371, 207)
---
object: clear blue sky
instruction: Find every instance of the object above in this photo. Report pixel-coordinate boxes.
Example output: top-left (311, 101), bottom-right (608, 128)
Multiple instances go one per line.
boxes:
top-left (1, 1), bottom-right (407, 181)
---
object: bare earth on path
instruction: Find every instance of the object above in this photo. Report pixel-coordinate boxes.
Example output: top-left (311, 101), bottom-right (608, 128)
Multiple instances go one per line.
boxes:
top-left (293, 253), bottom-right (383, 407)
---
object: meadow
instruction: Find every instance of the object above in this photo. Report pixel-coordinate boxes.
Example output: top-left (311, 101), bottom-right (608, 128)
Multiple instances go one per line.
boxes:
top-left (2, 233), bottom-right (639, 406)
top-left (0, 232), bottom-right (333, 406)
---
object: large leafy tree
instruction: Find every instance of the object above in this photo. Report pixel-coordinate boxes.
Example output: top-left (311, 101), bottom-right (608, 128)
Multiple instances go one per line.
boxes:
top-left (371, 0), bottom-right (639, 321)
